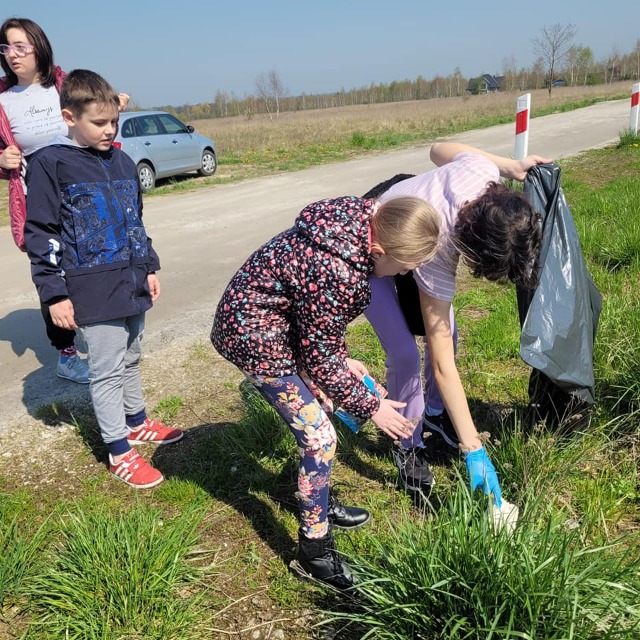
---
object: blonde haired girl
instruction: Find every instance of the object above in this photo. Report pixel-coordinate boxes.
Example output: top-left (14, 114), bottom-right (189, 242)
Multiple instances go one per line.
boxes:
top-left (212, 194), bottom-right (439, 590)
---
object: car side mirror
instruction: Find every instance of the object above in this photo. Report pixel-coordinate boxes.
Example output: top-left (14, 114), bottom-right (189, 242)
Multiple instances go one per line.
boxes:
top-left (185, 125), bottom-right (195, 133)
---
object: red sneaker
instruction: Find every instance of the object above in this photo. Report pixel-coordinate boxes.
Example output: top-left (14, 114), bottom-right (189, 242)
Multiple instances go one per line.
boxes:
top-left (109, 449), bottom-right (164, 489)
top-left (127, 418), bottom-right (184, 445)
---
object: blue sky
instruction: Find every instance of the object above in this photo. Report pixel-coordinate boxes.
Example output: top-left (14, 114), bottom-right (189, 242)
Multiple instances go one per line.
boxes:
top-left (5, 1), bottom-right (639, 107)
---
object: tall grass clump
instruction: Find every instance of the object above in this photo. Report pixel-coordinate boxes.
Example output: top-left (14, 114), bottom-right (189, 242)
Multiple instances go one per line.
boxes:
top-left (24, 503), bottom-right (207, 640)
top-left (617, 129), bottom-right (640, 149)
top-left (0, 511), bottom-right (47, 613)
top-left (326, 482), bottom-right (640, 639)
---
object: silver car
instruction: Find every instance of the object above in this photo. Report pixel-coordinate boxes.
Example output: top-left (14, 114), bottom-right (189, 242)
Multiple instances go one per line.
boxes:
top-left (113, 111), bottom-right (217, 193)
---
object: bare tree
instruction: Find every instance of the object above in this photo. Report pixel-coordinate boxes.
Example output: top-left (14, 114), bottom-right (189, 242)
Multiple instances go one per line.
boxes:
top-left (533, 23), bottom-right (577, 95)
top-left (255, 69), bottom-right (288, 119)
top-left (530, 57), bottom-right (546, 90)
top-left (604, 47), bottom-right (620, 84)
top-left (502, 55), bottom-right (517, 91)
top-left (452, 66), bottom-right (464, 95)
top-left (213, 90), bottom-right (229, 118)
top-left (564, 45), bottom-right (593, 86)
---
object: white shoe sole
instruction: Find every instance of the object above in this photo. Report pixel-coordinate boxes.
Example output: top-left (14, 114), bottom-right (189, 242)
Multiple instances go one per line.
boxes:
top-left (109, 470), bottom-right (164, 489)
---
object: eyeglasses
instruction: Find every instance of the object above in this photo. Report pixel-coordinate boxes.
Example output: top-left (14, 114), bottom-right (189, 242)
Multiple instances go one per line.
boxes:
top-left (0, 43), bottom-right (35, 57)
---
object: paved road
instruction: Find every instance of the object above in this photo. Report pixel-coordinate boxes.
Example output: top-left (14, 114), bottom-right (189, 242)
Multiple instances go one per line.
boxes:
top-left (0, 99), bottom-right (630, 429)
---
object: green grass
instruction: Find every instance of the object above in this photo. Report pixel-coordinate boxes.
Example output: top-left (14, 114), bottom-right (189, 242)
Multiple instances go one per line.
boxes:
top-left (21, 503), bottom-right (209, 640)
top-left (154, 395), bottom-right (185, 422)
top-left (324, 484), bottom-right (640, 639)
top-left (0, 513), bottom-right (47, 612)
top-left (2, 134), bottom-right (640, 639)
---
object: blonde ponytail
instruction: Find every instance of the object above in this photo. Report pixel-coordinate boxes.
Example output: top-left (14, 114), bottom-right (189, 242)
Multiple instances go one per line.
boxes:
top-left (370, 196), bottom-right (440, 265)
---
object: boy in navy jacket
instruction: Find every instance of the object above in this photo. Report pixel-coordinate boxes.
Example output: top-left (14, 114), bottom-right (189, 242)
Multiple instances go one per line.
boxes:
top-left (25, 69), bottom-right (182, 488)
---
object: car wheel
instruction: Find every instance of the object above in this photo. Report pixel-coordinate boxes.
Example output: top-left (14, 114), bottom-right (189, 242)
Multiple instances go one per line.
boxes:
top-left (137, 162), bottom-right (155, 193)
top-left (198, 149), bottom-right (217, 176)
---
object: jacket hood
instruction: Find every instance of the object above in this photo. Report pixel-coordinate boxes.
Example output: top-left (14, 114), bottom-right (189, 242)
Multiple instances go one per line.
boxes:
top-left (294, 196), bottom-right (375, 274)
top-left (32, 137), bottom-right (116, 162)
top-left (48, 134), bottom-right (76, 147)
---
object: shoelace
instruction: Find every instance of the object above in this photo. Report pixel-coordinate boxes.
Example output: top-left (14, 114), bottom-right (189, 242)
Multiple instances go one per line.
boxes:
top-left (324, 536), bottom-right (343, 573)
top-left (327, 493), bottom-right (342, 513)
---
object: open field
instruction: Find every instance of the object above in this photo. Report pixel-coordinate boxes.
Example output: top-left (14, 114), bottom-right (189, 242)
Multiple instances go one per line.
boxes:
top-left (197, 82), bottom-right (631, 159)
top-left (1, 138), bottom-right (639, 638)
top-left (0, 81), bottom-right (631, 228)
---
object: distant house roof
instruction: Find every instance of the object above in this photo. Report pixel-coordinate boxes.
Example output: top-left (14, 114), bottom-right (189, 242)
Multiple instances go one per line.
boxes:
top-left (482, 74), bottom-right (501, 90)
top-left (466, 74), bottom-right (504, 93)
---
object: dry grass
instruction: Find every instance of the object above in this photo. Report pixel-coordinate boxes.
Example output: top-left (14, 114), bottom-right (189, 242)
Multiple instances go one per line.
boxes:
top-left (0, 81), bottom-right (630, 224)
top-left (194, 82), bottom-right (630, 156)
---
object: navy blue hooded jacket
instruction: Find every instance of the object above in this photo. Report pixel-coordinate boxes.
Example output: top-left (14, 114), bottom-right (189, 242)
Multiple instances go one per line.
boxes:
top-left (24, 139), bottom-right (160, 325)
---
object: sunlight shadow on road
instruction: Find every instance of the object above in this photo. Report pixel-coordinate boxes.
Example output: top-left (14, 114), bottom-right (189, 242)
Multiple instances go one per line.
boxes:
top-left (0, 308), bottom-right (90, 426)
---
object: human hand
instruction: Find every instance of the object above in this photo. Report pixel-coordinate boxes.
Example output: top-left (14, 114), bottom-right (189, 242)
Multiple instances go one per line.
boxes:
top-left (506, 155), bottom-right (553, 181)
top-left (147, 274), bottom-right (160, 301)
top-left (465, 446), bottom-right (502, 507)
top-left (371, 398), bottom-right (415, 440)
top-left (49, 299), bottom-right (77, 330)
top-left (0, 145), bottom-right (22, 170)
top-left (346, 357), bottom-right (369, 380)
top-left (117, 93), bottom-right (131, 112)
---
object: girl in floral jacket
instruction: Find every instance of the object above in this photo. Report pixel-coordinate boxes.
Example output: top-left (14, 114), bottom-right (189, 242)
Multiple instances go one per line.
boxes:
top-left (212, 194), bottom-right (440, 589)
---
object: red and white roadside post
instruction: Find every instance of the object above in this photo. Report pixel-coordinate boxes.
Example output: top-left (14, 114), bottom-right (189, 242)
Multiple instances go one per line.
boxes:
top-left (514, 93), bottom-right (531, 160)
top-left (630, 82), bottom-right (640, 135)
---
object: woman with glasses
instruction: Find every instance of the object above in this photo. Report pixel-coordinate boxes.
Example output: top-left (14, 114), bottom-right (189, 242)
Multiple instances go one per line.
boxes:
top-left (0, 17), bottom-right (128, 384)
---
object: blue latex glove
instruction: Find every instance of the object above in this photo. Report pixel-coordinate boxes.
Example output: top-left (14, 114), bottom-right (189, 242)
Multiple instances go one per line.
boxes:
top-left (465, 446), bottom-right (503, 507)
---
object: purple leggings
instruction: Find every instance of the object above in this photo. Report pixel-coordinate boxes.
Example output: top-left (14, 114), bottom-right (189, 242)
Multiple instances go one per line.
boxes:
top-left (364, 275), bottom-right (457, 448)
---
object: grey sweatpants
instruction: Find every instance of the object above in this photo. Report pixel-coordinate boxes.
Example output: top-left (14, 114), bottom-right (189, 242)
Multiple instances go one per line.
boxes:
top-left (78, 314), bottom-right (146, 444)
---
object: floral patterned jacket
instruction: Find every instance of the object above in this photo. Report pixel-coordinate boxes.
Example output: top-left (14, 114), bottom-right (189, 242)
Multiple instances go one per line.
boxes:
top-left (211, 196), bottom-right (381, 420)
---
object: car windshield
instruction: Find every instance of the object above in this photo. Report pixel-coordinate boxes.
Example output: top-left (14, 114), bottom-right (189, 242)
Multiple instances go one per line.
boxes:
top-left (157, 114), bottom-right (188, 134)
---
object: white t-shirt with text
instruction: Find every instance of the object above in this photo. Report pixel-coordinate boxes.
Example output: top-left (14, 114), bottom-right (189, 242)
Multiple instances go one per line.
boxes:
top-left (0, 83), bottom-right (67, 191)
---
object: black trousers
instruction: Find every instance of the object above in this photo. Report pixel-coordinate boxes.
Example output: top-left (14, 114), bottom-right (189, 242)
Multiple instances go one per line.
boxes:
top-left (41, 302), bottom-right (75, 351)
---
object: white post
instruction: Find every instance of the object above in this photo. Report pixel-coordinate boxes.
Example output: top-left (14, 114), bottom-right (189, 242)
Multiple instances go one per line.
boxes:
top-left (514, 93), bottom-right (531, 159)
top-left (630, 82), bottom-right (640, 135)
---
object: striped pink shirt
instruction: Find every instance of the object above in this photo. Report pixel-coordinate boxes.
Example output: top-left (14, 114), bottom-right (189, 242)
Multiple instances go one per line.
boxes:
top-left (378, 152), bottom-right (499, 302)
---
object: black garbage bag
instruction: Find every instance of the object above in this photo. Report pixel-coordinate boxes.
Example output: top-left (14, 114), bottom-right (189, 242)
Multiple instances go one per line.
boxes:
top-left (362, 174), bottom-right (427, 335)
top-left (518, 163), bottom-right (602, 428)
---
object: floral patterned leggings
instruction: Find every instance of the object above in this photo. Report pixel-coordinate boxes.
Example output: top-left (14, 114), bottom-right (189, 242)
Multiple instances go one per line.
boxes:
top-left (247, 373), bottom-right (337, 538)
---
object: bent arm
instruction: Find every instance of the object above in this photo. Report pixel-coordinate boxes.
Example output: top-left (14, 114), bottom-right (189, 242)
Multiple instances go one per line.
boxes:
top-left (420, 290), bottom-right (482, 452)
top-left (296, 303), bottom-right (380, 420)
top-left (429, 142), bottom-right (551, 182)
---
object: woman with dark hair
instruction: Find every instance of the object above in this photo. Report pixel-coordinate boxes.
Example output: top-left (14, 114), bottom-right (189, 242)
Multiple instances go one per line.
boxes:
top-left (0, 17), bottom-right (128, 383)
top-left (363, 142), bottom-right (551, 500)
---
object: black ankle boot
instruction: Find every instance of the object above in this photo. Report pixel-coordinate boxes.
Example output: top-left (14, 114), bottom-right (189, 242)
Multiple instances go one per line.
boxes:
top-left (327, 491), bottom-right (371, 530)
top-left (293, 530), bottom-right (356, 590)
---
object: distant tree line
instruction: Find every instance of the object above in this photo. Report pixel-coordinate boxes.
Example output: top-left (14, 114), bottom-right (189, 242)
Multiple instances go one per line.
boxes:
top-left (149, 32), bottom-right (640, 121)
